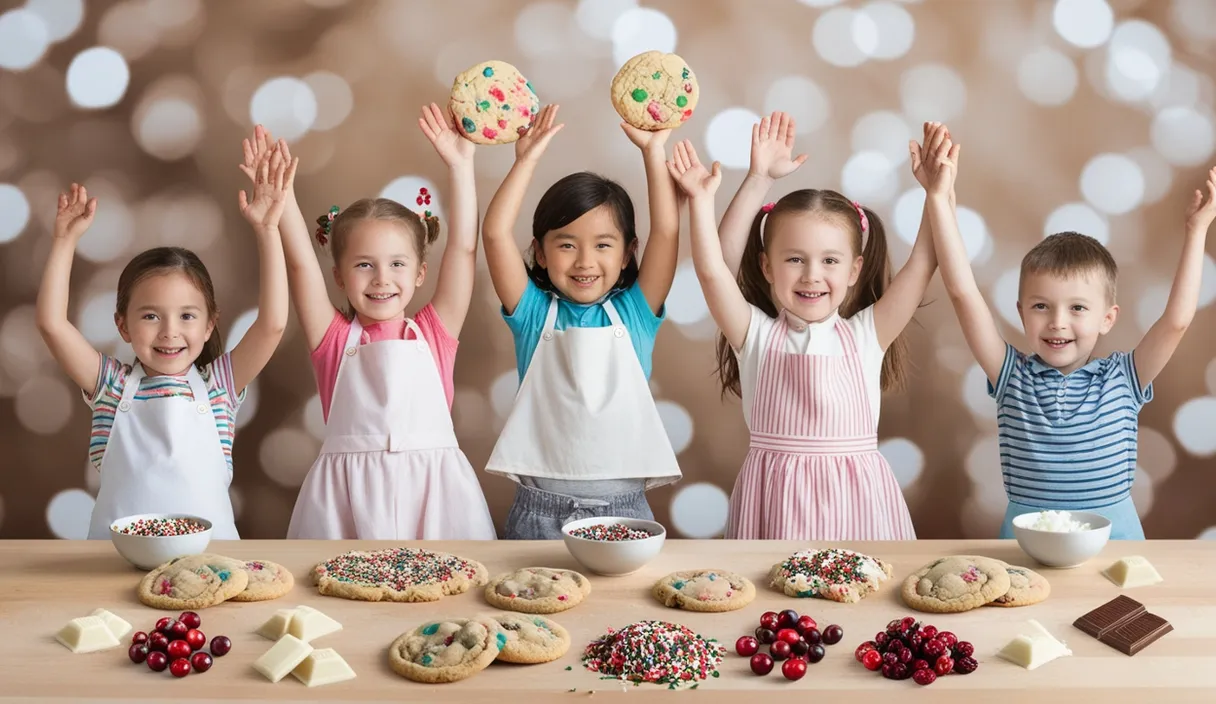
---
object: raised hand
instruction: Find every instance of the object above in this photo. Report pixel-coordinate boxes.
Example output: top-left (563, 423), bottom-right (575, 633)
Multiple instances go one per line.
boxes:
top-left (420, 102), bottom-right (474, 168)
top-left (750, 111), bottom-right (807, 181)
top-left (914, 122), bottom-right (960, 197)
top-left (54, 183), bottom-right (98, 241)
top-left (666, 140), bottom-right (721, 201)
top-left (1185, 166), bottom-right (1216, 235)
top-left (514, 104), bottom-right (564, 163)
top-left (239, 147), bottom-right (299, 232)
top-left (240, 124), bottom-right (275, 183)
top-left (620, 122), bottom-right (671, 154)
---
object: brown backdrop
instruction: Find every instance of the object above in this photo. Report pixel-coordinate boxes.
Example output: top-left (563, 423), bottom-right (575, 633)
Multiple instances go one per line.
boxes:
top-left (1, 0), bottom-right (1214, 540)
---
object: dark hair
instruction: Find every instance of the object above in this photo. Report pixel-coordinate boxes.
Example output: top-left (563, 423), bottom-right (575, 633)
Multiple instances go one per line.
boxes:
top-left (325, 197), bottom-right (440, 263)
top-left (526, 172), bottom-right (640, 291)
top-left (1020, 231), bottom-right (1117, 303)
top-left (716, 188), bottom-right (909, 397)
top-left (115, 247), bottom-right (223, 370)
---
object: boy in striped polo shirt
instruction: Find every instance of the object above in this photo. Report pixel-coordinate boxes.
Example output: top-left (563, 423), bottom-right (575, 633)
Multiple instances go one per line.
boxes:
top-left (927, 164), bottom-right (1216, 539)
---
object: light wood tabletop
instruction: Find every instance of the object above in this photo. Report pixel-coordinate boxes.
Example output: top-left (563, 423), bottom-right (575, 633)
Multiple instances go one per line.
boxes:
top-left (0, 539), bottom-right (1213, 703)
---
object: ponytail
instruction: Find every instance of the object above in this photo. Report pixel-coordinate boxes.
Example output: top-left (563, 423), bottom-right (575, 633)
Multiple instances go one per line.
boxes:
top-left (842, 205), bottom-right (907, 392)
top-left (714, 209), bottom-right (777, 398)
top-left (197, 329), bottom-right (224, 370)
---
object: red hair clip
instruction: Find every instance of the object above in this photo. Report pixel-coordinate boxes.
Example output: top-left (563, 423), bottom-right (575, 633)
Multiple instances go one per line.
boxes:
top-left (416, 187), bottom-right (431, 207)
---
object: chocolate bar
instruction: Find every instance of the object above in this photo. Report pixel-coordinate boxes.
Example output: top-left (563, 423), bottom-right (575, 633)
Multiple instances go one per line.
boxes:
top-left (1073, 595), bottom-right (1145, 638)
top-left (1098, 612), bottom-right (1173, 656)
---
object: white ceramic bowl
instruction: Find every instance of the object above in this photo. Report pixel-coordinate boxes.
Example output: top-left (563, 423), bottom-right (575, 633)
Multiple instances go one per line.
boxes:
top-left (1012, 511), bottom-right (1111, 568)
top-left (561, 516), bottom-right (666, 576)
top-left (109, 513), bottom-right (213, 570)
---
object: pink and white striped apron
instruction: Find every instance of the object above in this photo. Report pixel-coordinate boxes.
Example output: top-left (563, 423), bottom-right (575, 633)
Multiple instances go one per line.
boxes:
top-left (725, 312), bottom-right (915, 540)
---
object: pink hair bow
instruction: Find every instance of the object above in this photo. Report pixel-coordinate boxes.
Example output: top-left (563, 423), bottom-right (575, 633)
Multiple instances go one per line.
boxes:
top-left (852, 200), bottom-right (868, 233)
top-left (761, 202), bottom-right (775, 213)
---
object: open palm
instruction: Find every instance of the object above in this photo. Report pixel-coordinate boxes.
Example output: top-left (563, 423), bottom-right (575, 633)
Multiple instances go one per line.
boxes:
top-left (751, 111), bottom-right (807, 180)
top-left (420, 102), bottom-right (474, 167)
top-left (239, 148), bottom-right (298, 231)
top-left (54, 183), bottom-right (97, 240)
top-left (666, 140), bottom-right (721, 200)
top-left (515, 103), bottom-right (564, 162)
top-left (1185, 166), bottom-right (1216, 233)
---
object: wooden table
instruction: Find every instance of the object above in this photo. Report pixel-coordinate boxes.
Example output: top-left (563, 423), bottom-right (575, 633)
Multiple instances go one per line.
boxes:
top-left (1, 539), bottom-right (1213, 703)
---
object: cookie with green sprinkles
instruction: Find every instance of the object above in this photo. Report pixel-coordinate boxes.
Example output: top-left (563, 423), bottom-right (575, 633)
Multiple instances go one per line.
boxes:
top-left (492, 613), bottom-right (570, 664)
top-left (137, 553), bottom-right (249, 610)
top-left (582, 620), bottom-right (724, 688)
top-left (389, 618), bottom-right (502, 683)
top-left (485, 567), bottom-right (591, 614)
top-left (652, 569), bottom-right (755, 612)
top-left (610, 50), bottom-right (699, 131)
top-left (449, 60), bottom-right (539, 145)
top-left (312, 547), bottom-right (488, 603)
top-left (769, 548), bottom-right (893, 603)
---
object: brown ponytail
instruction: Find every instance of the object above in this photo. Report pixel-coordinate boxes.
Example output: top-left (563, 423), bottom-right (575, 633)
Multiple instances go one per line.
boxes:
top-left (843, 203), bottom-right (907, 392)
top-left (715, 208), bottom-right (775, 398)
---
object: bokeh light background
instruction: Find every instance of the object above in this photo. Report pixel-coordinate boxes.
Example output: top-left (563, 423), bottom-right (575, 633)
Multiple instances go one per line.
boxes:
top-left (1, 0), bottom-right (1215, 540)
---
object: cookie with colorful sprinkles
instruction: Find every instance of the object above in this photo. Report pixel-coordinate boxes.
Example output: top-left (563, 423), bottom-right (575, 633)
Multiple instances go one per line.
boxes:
top-left (610, 50), bottom-right (699, 131)
top-left (582, 620), bottom-right (725, 689)
top-left (769, 548), bottom-right (893, 603)
top-left (901, 555), bottom-right (1012, 613)
top-left (137, 553), bottom-right (249, 610)
top-left (491, 613), bottom-right (571, 664)
top-left (449, 60), bottom-right (539, 145)
top-left (388, 618), bottom-right (503, 683)
top-left (229, 559), bottom-right (295, 602)
top-left (312, 547), bottom-right (488, 603)
top-left (652, 569), bottom-right (755, 612)
top-left (484, 567), bottom-right (591, 614)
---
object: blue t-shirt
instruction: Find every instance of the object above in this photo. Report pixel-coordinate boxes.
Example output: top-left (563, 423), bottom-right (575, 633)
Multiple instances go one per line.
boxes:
top-left (503, 280), bottom-right (664, 381)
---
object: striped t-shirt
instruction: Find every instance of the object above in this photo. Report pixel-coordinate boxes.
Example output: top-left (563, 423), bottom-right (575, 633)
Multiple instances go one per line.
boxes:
top-left (988, 344), bottom-right (1151, 510)
top-left (85, 354), bottom-right (245, 472)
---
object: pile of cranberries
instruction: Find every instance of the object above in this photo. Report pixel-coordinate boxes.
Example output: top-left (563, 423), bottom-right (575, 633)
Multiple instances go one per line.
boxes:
top-left (853, 616), bottom-right (978, 686)
top-left (127, 611), bottom-right (232, 678)
top-left (734, 609), bottom-right (845, 681)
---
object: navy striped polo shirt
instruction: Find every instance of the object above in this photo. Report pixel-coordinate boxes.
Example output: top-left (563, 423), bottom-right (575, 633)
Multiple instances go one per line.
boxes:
top-left (987, 344), bottom-right (1152, 510)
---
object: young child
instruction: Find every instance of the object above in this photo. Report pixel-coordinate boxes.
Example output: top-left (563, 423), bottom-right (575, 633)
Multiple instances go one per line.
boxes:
top-left (667, 120), bottom-right (953, 540)
top-left (930, 150), bottom-right (1216, 540)
top-left (36, 147), bottom-right (294, 539)
top-left (246, 105), bottom-right (496, 540)
top-left (481, 104), bottom-right (683, 539)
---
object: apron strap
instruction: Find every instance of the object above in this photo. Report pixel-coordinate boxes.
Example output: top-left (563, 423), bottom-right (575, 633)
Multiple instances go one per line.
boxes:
top-left (403, 317), bottom-right (424, 342)
top-left (119, 362), bottom-right (145, 408)
top-left (541, 296), bottom-right (560, 334)
top-left (601, 298), bottom-right (625, 329)
top-left (184, 365), bottom-right (212, 416)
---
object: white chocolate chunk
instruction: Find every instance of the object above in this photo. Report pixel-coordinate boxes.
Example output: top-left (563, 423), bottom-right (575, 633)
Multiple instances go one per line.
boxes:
top-left (1103, 556), bottom-right (1163, 589)
top-left (288, 605), bottom-right (343, 643)
top-left (56, 615), bottom-right (121, 653)
top-left (90, 608), bottom-right (132, 640)
top-left (253, 634), bottom-right (314, 683)
top-left (257, 608), bottom-right (298, 640)
top-left (291, 648), bottom-right (357, 687)
top-left (997, 621), bottom-right (1072, 670)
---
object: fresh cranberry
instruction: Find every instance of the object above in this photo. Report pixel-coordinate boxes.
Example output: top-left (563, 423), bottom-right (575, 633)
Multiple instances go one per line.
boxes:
top-left (736, 636), bottom-right (759, 657)
top-left (148, 632), bottom-right (169, 653)
top-left (185, 629), bottom-right (206, 652)
top-left (883, 652), bottom-right (899, 666)
top-left (131, 631), bottom-right (148, 645)
top-left (908, 633), bottom-right (923, 652)
top-left (190, 651), bottom-right (213, 673)
top-left (778, 610), bottom-right (800, 630)
top-left (954, 656), bottom-right (978, 674)
top-left (874, 632), bottom-right (888, 647)
top-left (897, 648), bottom-right (913, 664)
top-left (795, 615), bottom-right (818, 634)
top-left (759, 612), bottom-right (780, 631)
top-left (155, 617), bottom-right (173, 634)
top-left (803, 627), bottom-right (822, 645)
top-left (937, 631), bottom-right (958, 649)
top-left (881, 663), bottom-right (896, 679)
top-left (169, 658), bottom-right (191, 678)
top-left (921, 625), bottom-right (938, 639)
top-left (806, 643), bottom-right (826, 663)
top-left (750, 652), bottom-right (774, 676)
top-left (822, 624), bottom-right (843, 645)
top-left (146, 651), bottom-right (168, 672)
top-left (885, 639), bottom-right (904, 655)
top-left (755, 627), bottom-right (776, 644)
top-left (914, 658), bottom-right (931, 671)
top-left (770, 640), bottom-right (792, 661)
top-left (892, 662), bottom-right (910, 680)
top-left (855, 641), bottom-right (876, 662)
top-left (169, 621), bottom-right (189, 640)
top-left (922, 639), bottom-right (946, 659)
top-left (953, 641), bottom-right (975, 658)
top-left (179, 611), bottom-right (201, 630)
top-left (782, 657), bottom-right (808, 681)
top-left (886, 619), bottom-right (902, 632)
top-left (862, 649), bottom-right (883, 671)
top-left (913, 668), bottom-right (937, 685)
top-left (791, 639), bottom-right (810, 657)
top-left (209, 636), bottom-right (232, 657)
top-left (935, 656), bottom-right (954, 676)
top-left (900, 617), bottom-right (917, 632)
top-left (777, 628), bottom-right (801, 645)
top-left (167, 639), bottom-right (191, 660)
top-left (128, 643), bottom-right (148, 664)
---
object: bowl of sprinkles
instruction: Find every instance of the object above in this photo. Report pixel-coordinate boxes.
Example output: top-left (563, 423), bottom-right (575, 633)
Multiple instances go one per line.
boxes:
top-left (582, 620), bottom-right (724, 689)
top-left (561, 517), bottom-right (665, 577)
top-left (109, 514), bottom-right (212, 570)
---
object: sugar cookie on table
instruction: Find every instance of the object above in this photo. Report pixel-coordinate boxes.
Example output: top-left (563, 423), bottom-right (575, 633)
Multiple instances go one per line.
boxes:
top-left (901, 555), bottom-right (1012, 613)
top-left (610, 50), bottom-right (698, 130)
top-left (484, 567), bottom-right (590, 614)
top-left (652, 569), bottom-right (755, 612)
top-left (230, 559), bottom-right (294, 602)
top-left (449, 60), bottom-right (539, 145)
top-left (137, 554), bottom-right (249, 610)
top-left (388, 618), bottom-right (503, 684)
top-left (312, 547), bottom-right (487, 603)
top-left (986, 564), bottom-right (1051, 608)
top-left (769, 548), bottom-right (892, 603)
top-left (491, 613), bottom-right (570, 664)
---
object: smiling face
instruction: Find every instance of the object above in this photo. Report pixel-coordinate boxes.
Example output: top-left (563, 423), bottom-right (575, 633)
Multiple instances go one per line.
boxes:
top-left (116, 271), bottom-right (216, 377)
top-left (760, 211), bottom-right (862, 323)
top-left (1017, 268), bottom-right (1118, 374)
top-left (534, 204), bottom-right (636, 303)
top-left (333, 218), bottom-right (426, 323)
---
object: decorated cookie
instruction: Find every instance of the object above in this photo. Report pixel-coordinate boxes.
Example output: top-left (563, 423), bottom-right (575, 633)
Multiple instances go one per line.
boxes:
top-left (313, 547), bottom-right (488, 603)
top-left (137, 554), bottom-right (249, 610)
top-left (986, 564), bottom-right (1051, 608)
top-left (492, 613), bottom-right (571, 664)
top-left (769, 548), bottom-right (892, 603)
top-left (230, 559), bottom-right (295, 602)
top-left (388, 618), bottom-right (503, 683)
top-left (449, 60), bottom-right (539, 145)
top-left (652, 569), bottom-right (755, 612)
top-left (901, 556), bottom-right (1012, 613)
top-left (484, 567), bottom-right (590, 614)
top-left (610, 50), bottom-right (698, 131)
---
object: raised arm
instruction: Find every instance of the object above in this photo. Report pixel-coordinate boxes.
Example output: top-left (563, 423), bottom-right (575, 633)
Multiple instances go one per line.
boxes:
top-left (667, 141), bottom-right (752, 349)
top-left (1132, 165), bottom-right (1216, 386)
top-left (481, 104), bottom-right (564, 315)
top-left (923, 122), bottom-right (1007, 384)
top-left (241, 127), bottom-right (336, 351)
top-left (229, 146), bottom-right (294, 393)
top-left (718, 111), bottom-right (808, 275)
top-left (622, 124), bottom-right (678, 314)
top-left (419, 103), bottom-right (478, 337)
top-left (36, 184), bottom-right (102, 393)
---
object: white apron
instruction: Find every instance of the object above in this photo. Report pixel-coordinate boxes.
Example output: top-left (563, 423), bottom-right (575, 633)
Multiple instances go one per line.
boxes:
top-left (287, 316), bottom-right (496, 539)
top-left (486, 297), bottom-right (681, 486)
top-left (88, 363), bottom-right (238, 540)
